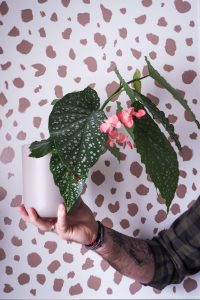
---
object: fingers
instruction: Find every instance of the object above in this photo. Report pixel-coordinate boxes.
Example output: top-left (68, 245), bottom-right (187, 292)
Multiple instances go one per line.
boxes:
top-left (18, 202), bottom-right (69, 235)
top-left (27, 208), bottom-right (56, 231)
top-left (18, 204), bottom-right (56, 232)
top-left (18, 204), bottom-right (30, 222)
top-left (27, 207), bottom-right (40, 224)
top-left (18, 204), bottom-right (39, 223)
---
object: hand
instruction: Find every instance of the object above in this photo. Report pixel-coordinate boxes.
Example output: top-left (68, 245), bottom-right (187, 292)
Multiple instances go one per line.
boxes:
top-left (18, 198), bottom-right (98, 245)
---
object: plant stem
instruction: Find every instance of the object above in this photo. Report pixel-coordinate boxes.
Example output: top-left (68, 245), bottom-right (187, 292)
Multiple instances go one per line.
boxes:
top-left (100, 75), bottom-right (149, 110)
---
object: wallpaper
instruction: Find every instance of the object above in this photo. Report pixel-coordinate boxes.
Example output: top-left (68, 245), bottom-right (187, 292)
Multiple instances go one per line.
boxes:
top-left (0, 0), bottom-right (200, 299)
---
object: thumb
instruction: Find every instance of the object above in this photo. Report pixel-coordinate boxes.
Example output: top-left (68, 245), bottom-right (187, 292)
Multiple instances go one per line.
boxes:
top-left (56, 203), bottom-right (68, 233)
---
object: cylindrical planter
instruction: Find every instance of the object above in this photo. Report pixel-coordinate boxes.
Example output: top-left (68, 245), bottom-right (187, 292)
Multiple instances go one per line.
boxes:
top-left (22, 144), bottom-right (64, 218)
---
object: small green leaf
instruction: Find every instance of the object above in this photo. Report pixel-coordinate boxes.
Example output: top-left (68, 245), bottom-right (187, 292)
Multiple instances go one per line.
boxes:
top-left (132, 69), bottom-right (141, 92)
top-left (115, 69), bottom-right (136, 103)
top-left (116, 101), bottom-right (123, 114)
top-left (145, 56), bottom-right (200, 129)
top-left (29, 138), bottom-right (52, 158)
top-left (51, 99), bottom-right (60, 105)
top-left (133, 102), bottom-right (179, 211)
top-left (125, 125), bottom-right (135, 142)
top-left (49, 87), bottom-right (106, 176)
top-left (50, 153), bottom-right (87, 210)
top-left (107, 144), bottom-right (121, 162)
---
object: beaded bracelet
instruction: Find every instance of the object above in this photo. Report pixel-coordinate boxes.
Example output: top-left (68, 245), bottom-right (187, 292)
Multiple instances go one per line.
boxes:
top-left (85, 221), bottom-right (104, 251)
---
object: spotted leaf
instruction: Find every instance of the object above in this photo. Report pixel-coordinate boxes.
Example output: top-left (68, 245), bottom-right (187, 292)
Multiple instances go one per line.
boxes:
top-left (50, 153), bottom-right (86, 210)
top-left (48, 87), bottom-right (106, 176)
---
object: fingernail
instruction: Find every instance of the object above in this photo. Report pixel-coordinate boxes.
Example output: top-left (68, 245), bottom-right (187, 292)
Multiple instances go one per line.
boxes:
top-left (59, 204), bottom-right (65, 212)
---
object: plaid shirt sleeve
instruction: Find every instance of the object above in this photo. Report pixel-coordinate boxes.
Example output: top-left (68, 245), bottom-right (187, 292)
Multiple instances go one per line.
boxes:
top-left (144, 195), bottom-right (200, 290)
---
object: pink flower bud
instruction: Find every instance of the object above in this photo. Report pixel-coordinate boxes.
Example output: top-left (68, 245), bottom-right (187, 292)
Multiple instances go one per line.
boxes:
top-left (118, 109), bottom-right (134, 128)
top-left (134, 109), bottom-right (146, 119)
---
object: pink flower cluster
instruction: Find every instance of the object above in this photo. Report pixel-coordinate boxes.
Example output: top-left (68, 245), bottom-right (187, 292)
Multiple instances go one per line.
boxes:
top-left (100, 107), bottom-right (146, 149)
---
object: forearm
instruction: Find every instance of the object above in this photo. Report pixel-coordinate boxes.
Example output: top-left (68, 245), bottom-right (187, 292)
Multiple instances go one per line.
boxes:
top-left (95, 226), bottom-right (155, 284)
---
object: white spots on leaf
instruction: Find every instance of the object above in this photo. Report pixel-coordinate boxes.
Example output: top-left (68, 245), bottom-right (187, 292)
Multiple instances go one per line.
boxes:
top-left (49, 88), bottom-right (106, 203)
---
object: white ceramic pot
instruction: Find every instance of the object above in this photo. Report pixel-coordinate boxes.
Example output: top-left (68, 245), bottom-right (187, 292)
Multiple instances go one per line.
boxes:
top-left (21, 144), bottom-right (64, 218)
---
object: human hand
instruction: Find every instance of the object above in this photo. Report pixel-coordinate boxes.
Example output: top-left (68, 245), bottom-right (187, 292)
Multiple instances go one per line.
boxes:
top-left (18, 198), bottom-right (98, 245)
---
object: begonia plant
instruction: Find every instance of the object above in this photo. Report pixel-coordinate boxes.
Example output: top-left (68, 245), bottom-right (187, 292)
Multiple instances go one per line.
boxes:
top-left (29, 57), bottom-right (200, 212)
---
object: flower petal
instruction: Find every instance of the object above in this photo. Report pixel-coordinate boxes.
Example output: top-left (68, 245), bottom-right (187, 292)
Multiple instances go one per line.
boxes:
top-left (107, 138), bottom-right (115, 148)
top-left (115, 121), bottom-right (122, 129)
top-left (124, 118), bottom-right (133, 128)
top-left (109, 130), bottom-right (118, 139)
top-left (117, 111), bottom-right (123, 121)
top-left (108, 115), bottom-right (119, 125)
top-left (127, 107), bottom-right (134, 115)
top-left (100, 122), bottom-right (110, 133)
top-left (116, 133), bottom-right (127, 143)
top-left (134, 109), bottom-right (146, 119)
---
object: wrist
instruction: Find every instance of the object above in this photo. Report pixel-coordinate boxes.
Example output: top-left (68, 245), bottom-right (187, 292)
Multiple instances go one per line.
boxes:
top-left (85, 221), bottom-right (104, 251)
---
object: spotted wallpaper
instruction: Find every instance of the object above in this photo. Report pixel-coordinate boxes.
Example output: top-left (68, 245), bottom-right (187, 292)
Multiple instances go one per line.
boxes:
top-left (1, 0), bottom-right (200, 299)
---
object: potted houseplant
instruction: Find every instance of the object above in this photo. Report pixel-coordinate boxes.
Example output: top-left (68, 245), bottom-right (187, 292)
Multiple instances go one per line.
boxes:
top-left (27, 57), bottom-right (200, 215)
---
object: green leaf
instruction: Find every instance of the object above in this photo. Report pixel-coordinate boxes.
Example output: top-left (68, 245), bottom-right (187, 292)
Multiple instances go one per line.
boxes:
top-left (115, 69), bottom-right (181, 151)
top-left (116, 101), bottom-right (123, 114)
top-left (115, 68), bottom-right (137, 103)
top-left (50, 153), bottom-right (86, 210)
top-left (133, 102), bottom-right (179, 211)
top-left (51, 99), bottom-right (60, 105)
top-left (145, 56), bottom-right (200, 129)
top-left (106, 144), bottom-right (121, 162)
top-left (132, 69), bottom-right (141, 92)
top-left (135, 92), bottom-right (182, 151)
top-left (48, 87), bottom-right (106, 176)
top-left (29, 138), bottom-right (52, 158)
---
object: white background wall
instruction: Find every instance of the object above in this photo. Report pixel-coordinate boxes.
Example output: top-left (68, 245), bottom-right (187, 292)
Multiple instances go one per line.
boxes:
top-left (1, 0), bottom-right (200, 298)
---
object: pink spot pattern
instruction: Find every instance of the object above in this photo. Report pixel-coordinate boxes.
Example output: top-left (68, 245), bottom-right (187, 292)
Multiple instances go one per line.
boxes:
top-left (0, 0), bottom-right (200, 298)
top-left (84, 57), bottom-right (97, 72)
top-left (16, 40), bottom-right (33, 54)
